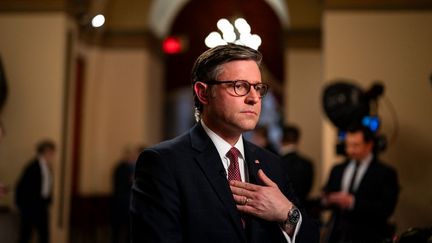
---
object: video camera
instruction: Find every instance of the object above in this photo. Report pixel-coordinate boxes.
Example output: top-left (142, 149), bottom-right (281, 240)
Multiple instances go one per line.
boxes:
top-left (322, 80), bottom-right (387, 155)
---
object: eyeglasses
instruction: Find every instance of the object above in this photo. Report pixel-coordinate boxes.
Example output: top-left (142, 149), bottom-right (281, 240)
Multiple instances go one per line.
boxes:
top-left (205, 80), bottom-right (269, 98)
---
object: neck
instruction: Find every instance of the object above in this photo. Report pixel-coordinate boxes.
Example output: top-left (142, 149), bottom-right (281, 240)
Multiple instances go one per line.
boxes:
top-left (355, 153), bottom-right (373, 163)
top-left (201, 118), bottom-right (241, 146)
top-left (281, 144), bottom-right (297, 154)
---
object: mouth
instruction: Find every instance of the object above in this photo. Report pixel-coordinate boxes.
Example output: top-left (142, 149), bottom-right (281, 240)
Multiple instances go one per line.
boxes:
top-left (240, 110), bottom-right (258, 116)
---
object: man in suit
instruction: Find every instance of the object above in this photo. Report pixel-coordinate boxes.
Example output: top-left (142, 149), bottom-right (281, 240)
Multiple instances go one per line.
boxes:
top-left (130, 44), bottom-right (319, 243)
top-left (112, 145), bottom-right (143, 243)
top-left (15, 140), bottom-right (55, 243)
top-left (280, 125), bottom-right (314, 205)
top-left (322, 125), bottom-right (399, 243)
top-left (249, 125), bottom-right (279, 155)
top-left (0, 55), bottom-right (9, 198)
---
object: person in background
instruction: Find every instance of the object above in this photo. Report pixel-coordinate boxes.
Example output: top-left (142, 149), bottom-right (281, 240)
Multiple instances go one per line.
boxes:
top-left (130, 44), bottom-right (319, 243)
top-left (0, 183), bottom-right (7, 199)
top-left (279, 125), bottom-right (314, 205)
top-left (250, 125), bottom-right (279, 155)
top-left (0, 55), bottom-right (9, 199)
top-left (112, 144), bottom-right (143, 243)
top-left (15, 139), bottom-right (56, 243)
top-left (322, 124), bottom-right (399, 243)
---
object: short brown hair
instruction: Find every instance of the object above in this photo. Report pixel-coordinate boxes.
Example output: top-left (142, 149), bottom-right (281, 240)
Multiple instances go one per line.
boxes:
top-left (36, 139), bottom-right (56, 155)
top-left (190, 44), bottom-right (262, 119)
top-left (282, 125), bottom-right (300, 144)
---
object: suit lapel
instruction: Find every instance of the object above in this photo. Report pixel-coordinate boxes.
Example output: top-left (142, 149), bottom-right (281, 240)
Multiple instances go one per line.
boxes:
top-left (354, 159), bottom-right (376, 194)
top-left (190, 124), bottom-right (246, 242)
top-left (243, 140), bottom-right (262, 186)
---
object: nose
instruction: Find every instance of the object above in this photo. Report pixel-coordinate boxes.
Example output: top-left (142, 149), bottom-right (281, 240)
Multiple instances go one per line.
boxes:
top-left (245, 86), bottom-right (260, 105)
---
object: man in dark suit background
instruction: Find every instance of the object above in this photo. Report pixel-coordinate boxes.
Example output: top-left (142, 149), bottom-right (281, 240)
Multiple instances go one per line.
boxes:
top-left (0, 55), bottom-right (8, 198)
top-left (112, 145), bottom-right (143, 243)
top-left (130, 44), bottom-right (318, 243)
top-left (280, 125), bottom-right (314, 205)
top-left (322, 125), bottom-right (399, 243)
top-left (15, 140), bottom-right (55, 243)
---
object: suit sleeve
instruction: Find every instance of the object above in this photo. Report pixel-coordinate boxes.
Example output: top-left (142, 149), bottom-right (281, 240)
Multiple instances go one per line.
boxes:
top-left (15, 163), bottom-right (38, 210)
top-left (271, 156), bottom-right (320, 243)
top-left (282, 180), bottom-right (320, 243)
top-left (301, 158), bottom-right (314, 202)
top-left (322, 166), bottom-right (340, 194)
top-left (130, 149), bottom-right (183, 243)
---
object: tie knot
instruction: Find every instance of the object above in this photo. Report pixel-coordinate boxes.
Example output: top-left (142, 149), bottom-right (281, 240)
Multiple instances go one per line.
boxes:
top-left (226, 147), bottom-right (240, 160)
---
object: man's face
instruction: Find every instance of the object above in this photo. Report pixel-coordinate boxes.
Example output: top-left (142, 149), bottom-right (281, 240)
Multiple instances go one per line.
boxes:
top-left (203, 60), bottom-right (262, 137)
top-left (42, 149), bottom-right (56, 164)
top-left (345, 131), bottom-right (373, 161)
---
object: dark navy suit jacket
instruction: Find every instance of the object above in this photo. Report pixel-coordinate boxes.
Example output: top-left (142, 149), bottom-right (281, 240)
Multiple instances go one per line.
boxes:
top-left (15, 159), bottom-right (51, 213)
top-left (131, 123), bottom-right (319, 243)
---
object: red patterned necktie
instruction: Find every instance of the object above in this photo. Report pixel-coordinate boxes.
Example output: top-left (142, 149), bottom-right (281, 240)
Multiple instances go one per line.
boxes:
top-left (226, 147), bottom-right (242, 182)
top-left (226, 147), bottom-right (245, 228)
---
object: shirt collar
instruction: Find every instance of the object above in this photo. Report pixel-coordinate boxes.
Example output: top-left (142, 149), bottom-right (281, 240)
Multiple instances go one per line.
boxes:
top-left (38, 156), bottom-right (51, 175)
top-left (38, 156), bottom-right (48, 166)
top-left (280, 144), bottom-right (297, 155)
top-left (201, 120), bottom-right (245, 160)
top-left (351, 153), bottom-right (373, 166)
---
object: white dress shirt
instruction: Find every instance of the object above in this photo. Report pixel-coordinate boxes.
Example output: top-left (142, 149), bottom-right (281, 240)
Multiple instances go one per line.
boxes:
top-left (38, 157), bottom-right (52, 199)
top-left (341, 153), bottom-right (373, 193)
top-left (201, 120), bottom-right (302, 243)
top-left (201, 121), bottom-right (247, 182)
top-left (341, 153), bottom-right (373, 210)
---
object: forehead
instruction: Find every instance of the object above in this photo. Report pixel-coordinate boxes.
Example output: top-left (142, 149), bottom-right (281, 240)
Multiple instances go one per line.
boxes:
top-left (346, 132), bottom-right (365, 143)
top-left (217, 60), bottom-right (261, 81)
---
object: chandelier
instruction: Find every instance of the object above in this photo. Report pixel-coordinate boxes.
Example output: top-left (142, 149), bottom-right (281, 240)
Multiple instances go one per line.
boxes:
top-left (205, 18), bottom-right (262, 50)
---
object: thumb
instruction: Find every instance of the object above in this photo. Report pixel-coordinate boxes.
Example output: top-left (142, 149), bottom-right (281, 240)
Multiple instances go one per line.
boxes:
top-left (257, 169), bottom-right (277, 187)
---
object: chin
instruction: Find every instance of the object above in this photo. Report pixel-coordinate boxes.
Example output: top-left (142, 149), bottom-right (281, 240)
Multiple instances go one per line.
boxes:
top-left (240, 121), bottom-right (258, 131)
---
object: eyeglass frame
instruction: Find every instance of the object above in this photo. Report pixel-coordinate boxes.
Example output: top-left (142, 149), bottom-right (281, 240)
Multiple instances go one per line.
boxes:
top-left (203, 80), bottom-right (269, 98)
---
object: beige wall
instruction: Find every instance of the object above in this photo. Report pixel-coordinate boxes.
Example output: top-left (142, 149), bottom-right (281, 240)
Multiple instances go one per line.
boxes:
top-left (78, 45), bottom-right (163, 195)
top-left (285, 49), bottom-right (323, 196)
top-left (0, 12), bottom-right (164, 240)
top-left (323, 10), bottom-right (432, 232)
top-left (0, 12), bottom-right (70, 242)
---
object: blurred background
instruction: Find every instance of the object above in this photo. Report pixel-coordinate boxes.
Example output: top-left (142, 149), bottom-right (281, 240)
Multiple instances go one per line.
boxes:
top-left (0, 0), bottom-right (431, 242)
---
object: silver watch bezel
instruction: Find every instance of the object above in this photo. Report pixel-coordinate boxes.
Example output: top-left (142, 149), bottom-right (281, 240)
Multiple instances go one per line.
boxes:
top-left (284, 206), bottom-right (300, 227)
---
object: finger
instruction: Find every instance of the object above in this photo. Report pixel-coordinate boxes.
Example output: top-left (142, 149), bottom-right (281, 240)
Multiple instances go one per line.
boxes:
top-left (229, 180), bottom-right (259, 191)
top-left (237, 203), bottom-right (265, 219)
top-left (328, 194), bottom-right (341, 201)
top-left (257, 169), bottom-right (277, 187)
top-left (230, 185), bottom-right (255, 199)
top-left (232, 194), bottom-right (252, 206)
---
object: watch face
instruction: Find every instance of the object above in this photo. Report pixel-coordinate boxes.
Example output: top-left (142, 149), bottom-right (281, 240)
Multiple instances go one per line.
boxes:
top-left (288, 208), bottom-right (300, 224)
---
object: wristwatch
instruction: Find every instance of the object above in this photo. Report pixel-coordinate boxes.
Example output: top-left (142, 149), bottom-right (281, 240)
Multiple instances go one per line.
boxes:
top-left (281, 206), bottom-right (300, 230)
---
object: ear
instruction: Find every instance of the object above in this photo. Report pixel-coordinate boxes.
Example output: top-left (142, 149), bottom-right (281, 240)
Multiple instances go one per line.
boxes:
top-left (194, 82), bottom-right (210, 105)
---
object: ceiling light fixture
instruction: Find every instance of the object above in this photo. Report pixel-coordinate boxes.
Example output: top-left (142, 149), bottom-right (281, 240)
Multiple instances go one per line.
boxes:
top-left (205, 18), bottom-right (261, 50)
top-left (91, 14), bottom-right (105, 28)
